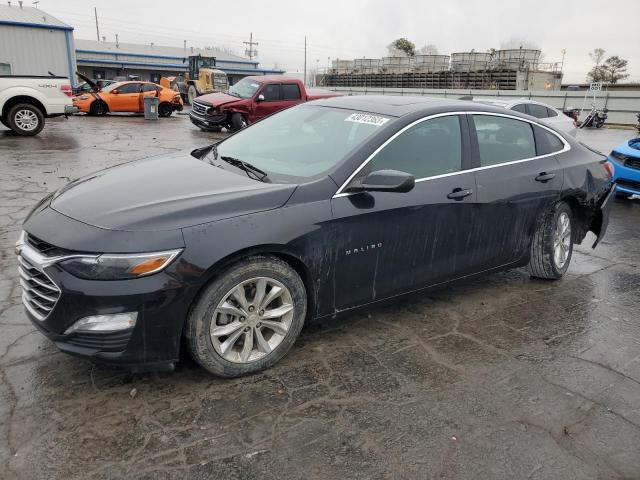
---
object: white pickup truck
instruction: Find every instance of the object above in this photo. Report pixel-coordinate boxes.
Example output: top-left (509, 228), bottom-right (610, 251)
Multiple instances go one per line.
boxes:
top-left (0, 75), bottom-right (76, 136)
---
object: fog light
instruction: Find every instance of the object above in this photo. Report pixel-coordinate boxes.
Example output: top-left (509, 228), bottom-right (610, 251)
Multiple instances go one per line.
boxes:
top-left (64, 312), bottom-right (137, 334)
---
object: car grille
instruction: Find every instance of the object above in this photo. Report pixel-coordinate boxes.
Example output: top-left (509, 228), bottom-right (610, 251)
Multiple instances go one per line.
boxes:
top-left (617, 179), bottom-right (640, 192)
top-left (624, 157), bottom-right (640, 170)
top-left (18, 253), bottom-right (61, 321)
top-left (25, 233), bottom-right (68, 256)
top-left (191, 100), bottom-right (208, 116)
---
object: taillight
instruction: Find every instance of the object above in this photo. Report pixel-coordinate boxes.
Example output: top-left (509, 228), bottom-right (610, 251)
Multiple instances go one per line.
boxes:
top-left (60, 84), bottom-right (72, 97)
top-left (603, 161), bottom-right (614, 178)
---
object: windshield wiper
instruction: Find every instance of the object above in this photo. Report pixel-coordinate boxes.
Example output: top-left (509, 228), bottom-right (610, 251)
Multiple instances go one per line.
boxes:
top-left (220, 156), bottom-right (269, 182)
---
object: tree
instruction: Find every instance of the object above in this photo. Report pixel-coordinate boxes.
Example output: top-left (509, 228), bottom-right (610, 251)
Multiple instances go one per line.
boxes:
top-left (589, 48), bottom-right (606, 67)
top-left (418, 44), bottom-right (438, 55)
top-left (600, 56), bottom-right (629, 84)
top-left (387, 38), bottom-right (416, 57)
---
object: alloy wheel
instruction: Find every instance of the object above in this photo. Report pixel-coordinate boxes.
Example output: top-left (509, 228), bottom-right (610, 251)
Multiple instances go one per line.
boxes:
top-left (553, 212), bottom-right (571, 268)
top-left (14, 109), bottom-right (39, 131)
top-left (210, 277), bottom-right (294, 363)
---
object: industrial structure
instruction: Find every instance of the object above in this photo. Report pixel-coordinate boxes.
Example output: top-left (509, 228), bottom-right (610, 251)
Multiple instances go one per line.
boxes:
top-left (324, 49), bottom-right (562, 90)
top-left (75, 39), bottom-right (284, 86)
top-left (0, 3), bottom-right (76, 80)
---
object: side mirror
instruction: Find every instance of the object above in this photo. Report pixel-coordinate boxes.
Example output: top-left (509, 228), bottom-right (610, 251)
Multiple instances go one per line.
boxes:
top-left (257, 94), bottom-right (265, 102)
top-left (111, 89), bottom-right (119, 94)
top-left (348, 169), bottom-right (415, 193)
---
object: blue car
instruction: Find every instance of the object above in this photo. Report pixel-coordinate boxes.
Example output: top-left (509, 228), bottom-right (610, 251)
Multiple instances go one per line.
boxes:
top-left (609, 138), bottom-right (640, 197)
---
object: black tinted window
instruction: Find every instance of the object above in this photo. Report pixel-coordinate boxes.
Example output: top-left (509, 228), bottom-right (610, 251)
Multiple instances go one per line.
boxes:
top-left (473, 115), bottom-right (536, 166)
top-left (261, 84), bottom-right (280, 101)
top-left (527, 104), bottom-right (549, 119)
top-left (369, 116), bottom-right (462, 179)
top-left (546, 107), bottom-right (558, 117)
top-left (511, 104), bottom-right (527, 114)
top-left (282, 84), bottom-right (301, 100)
top-left (117, 83), bottom-right (140, 94)
top-left (142, 83), bottom-right (157, 92)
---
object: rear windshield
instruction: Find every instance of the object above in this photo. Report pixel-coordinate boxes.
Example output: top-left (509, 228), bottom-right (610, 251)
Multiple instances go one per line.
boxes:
top-left (214, 105), bottom-right (392, 182)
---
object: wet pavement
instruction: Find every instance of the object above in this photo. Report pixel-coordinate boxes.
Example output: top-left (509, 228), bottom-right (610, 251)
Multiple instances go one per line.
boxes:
top-left (1, 113), bottom-right (639, 479)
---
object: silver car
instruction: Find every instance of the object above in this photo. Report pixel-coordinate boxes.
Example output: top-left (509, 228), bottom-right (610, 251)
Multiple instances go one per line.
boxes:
top-left (474, 98), bottom-right (577, 137)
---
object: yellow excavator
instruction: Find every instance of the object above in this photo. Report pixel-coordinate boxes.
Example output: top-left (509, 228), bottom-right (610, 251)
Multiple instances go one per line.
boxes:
top-left (162, 55), bottom-right (229, 105)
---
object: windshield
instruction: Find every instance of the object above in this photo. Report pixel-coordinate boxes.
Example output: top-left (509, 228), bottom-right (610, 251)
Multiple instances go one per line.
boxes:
top-left (228, 78), bottom-right (261, 99)
top-left (214, 105), bottom-right (392, 182)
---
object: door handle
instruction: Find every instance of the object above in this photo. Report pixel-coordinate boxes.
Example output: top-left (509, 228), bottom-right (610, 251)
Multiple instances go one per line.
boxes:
top-left (447, 188), bottom-right (473, 200)
top-left (535, 172), bottom-right (556, 183)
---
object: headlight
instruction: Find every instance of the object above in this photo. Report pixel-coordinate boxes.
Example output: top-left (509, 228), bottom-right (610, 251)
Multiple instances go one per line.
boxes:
top-left (609, 150), bottom-right (628, 163)
top-left (59, 249), bottom-right (182, 280)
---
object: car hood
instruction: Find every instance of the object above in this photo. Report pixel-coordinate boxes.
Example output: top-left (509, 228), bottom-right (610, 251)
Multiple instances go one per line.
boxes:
top-left (50, 152), bottom-right (297, 231)
top-left (615, 138), bottom-right (640, 156)
top-left (195, 92), bottom-right (244, 108)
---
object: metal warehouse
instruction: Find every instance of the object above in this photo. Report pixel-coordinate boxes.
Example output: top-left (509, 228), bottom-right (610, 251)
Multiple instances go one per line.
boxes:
top-left (0, 3), bottom-right (76, 81)
top-left (75, 39), bottom-right (284, 85)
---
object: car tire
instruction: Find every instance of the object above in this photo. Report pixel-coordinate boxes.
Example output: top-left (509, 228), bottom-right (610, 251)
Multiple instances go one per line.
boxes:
top-left (89, 100), bottom-right (108, 116)
top-left (6, 103), bottom-right (44, 136)
top-left (187, 85), bottom-right (198, 105)
top-left (1, 116), bottom-right (9, 129)
top-left (158, 103), bottom-right (173, 118)
top-left (186, 256), bottom-right (307, 377)
top-left (230, 113), bottom-right (247, 131)
top-left (528, 201), bottom-right (573, 279)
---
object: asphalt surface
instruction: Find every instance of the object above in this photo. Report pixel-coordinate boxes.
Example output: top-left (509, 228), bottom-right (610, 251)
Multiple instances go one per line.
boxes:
top-left (1, 112), bottom-right (639, 480)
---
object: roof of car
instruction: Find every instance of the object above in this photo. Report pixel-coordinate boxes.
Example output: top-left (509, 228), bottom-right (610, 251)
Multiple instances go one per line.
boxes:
top-left (310, 95), bottom-right (508, 117)
top-left (244, 75), bottom-right (301, 83)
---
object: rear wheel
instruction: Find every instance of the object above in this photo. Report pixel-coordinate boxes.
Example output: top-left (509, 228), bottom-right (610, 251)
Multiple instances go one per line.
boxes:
top-left (6, 103), bottom-right (44, 136)
top-left (528, 201), bottom-right (573, 279)
top-left (89, 100), bottom-right (108, 116)
top-left (186, 256), bottom-right (307, 377)
top-left (158, 102), bottom-right (173, 118)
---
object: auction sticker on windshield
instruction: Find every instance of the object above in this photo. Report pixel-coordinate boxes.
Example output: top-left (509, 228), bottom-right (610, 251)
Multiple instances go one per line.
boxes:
top-left (344, 113), bottom-right (390, 126)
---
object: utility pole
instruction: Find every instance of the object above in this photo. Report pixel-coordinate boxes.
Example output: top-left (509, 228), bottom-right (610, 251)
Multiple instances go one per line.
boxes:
top-left (115, 33), bottom-right (119, 48)
top-left (303, 36), bottom-right (307, 86)
top-left (315, 59), bottom-right (319, 86)
top-left (94, 7), bottom-right (100, 42)
top-left (243, 33), bottom-right (258, 60)
top-left (560, 48), bottom-right (566, 73)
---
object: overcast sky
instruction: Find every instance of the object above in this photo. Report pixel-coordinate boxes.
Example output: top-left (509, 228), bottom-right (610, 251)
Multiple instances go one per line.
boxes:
top-left (42, 0), bottom-right (638, 83)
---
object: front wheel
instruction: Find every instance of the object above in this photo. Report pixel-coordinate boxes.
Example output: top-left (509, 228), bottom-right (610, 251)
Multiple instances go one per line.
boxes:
top-left (6, 103), bottom-right (44, 136)
top-left (186, 256), bottom-right (307, 377)
top-left (187, 85), bottom-right (198, 105)
top-left (230, 112), bottom-right (247, 131)
top-left (528, 202), bottom-right (573, 279)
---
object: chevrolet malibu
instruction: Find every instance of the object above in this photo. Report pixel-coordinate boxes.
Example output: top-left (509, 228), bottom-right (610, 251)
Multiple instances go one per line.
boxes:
top-left (16, 96), bottom-right (614, 377)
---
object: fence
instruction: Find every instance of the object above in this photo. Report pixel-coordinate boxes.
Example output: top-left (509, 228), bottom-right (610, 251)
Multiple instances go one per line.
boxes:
top-left (324, 87), bottom-right (640, 125)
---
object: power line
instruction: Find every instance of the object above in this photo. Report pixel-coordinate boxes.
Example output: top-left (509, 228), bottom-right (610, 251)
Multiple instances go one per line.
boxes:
top-left (243, 32), bottom-right (258, 60)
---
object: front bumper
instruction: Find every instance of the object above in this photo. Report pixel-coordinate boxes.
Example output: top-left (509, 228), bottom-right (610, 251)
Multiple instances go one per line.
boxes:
top-left (16, 211), bottom-right (194, 370)
top-left (610, 155), bottom-right (640, 195)
top-left (189, 110), bottom-right (226, 129)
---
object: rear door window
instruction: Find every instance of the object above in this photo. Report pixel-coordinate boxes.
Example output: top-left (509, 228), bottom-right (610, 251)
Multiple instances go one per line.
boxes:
top-left (511, 104), bottom-right (527, 114)
top-left (545, 107), bottom-right (558, 117)
top-left (368, 115), bottom-right (462, 179)
top-left (473, 115), bottom-right (536, 166)
top-left (527, 103), bottom-right (549, 119)
top-left (282, 84), bottom-right (302, 100)
top-left (142, 84), bottom-right (158, 92)
top-left (534, 125), bottom-right (565, 155)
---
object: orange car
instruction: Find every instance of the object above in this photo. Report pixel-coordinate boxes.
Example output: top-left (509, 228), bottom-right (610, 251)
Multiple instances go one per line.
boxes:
top-left (73, 81), bottom-right (183, 117)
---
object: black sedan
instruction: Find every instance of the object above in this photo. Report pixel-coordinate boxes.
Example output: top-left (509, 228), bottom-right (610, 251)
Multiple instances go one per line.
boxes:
top-left (16, 96), bottom-right (614, 377)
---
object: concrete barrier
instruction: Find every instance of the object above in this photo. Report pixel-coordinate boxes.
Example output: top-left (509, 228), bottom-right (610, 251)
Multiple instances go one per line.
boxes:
top-left (326, 87), bottom-right (640, 125)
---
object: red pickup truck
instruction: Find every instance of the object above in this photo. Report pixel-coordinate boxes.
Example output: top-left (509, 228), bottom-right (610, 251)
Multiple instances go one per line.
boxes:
top-left (189, 75), bottom-right (340, 132)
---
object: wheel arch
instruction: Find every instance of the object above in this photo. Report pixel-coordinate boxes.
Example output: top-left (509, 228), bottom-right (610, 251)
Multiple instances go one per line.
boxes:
top-left (181, 244), bottom-right (316, 339)
top-left (2, 95), bottom-right (46, 119)
top-left (559, 193), bottom-right (593, 245)
top-left (90, 98), bottom-right (109, 113)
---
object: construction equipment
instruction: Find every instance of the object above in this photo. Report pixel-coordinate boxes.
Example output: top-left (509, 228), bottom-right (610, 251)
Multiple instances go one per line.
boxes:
top-left (166, 55), bottom-right (229, 105)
